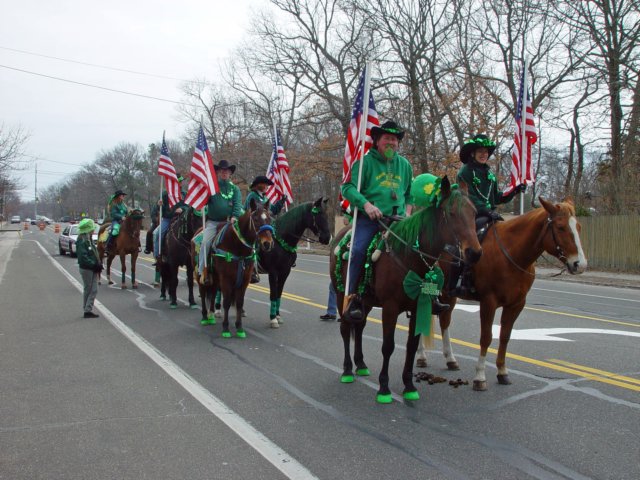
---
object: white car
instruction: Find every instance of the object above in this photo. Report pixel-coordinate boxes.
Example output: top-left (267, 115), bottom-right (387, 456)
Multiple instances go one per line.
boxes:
top-left (58, 224), bottom-right (99, 257)
top-left (10, 215), bottom-right (21, 224)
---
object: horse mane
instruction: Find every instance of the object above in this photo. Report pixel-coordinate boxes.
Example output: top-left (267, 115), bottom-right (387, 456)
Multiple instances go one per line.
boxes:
top-left (274, 202), bottom-right (311, 236)
top-left (387, 206), bottom-right (438, 254)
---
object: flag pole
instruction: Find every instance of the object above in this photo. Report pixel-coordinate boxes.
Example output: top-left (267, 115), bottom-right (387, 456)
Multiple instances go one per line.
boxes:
top-left (343, 62), bottom-right (372, 309)
top-left (200, 119), bottom-right (207, 231)
top-left (158, 131), bottom-right (165, 257)
top-left (519, 58), bottom-right (528, 215)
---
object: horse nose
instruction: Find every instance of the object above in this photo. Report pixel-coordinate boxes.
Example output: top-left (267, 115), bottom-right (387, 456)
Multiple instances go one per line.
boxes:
top-left (571, 260), bottom-right (586, 274)
top-left (262, 239), bottom-right (273, 252)
top-left (465, 246), bottom-right (483, 265)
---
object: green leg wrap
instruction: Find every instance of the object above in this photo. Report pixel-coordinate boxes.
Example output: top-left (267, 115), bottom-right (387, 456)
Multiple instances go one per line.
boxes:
top-left (215, 290), bottom-right (222, 304)
top-left (275, 297), bottom-right (282, 316)
top-left (270, 300), bottom-right (277, 319)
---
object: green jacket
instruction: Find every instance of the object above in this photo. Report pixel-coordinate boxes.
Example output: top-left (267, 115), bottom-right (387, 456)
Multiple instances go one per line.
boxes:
top-left (205, 180), bottom-right (242, 222)
top-left (161, 190), bottom-right (187, 219)
top-left (76, 233), bottom-right (100, 270)
top-left (245, 190), bottom-right (284, 216)
top-left (457, 161), bottom-right (516, 214)
top-left (341, 148), bottom-right (413, 216)
top-left (109, 201), bottom-right (128, 222)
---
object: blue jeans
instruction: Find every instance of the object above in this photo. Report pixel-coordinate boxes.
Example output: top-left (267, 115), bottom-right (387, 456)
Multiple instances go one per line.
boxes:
top-left (346, 216), bottom-right (380, 295)
top-left (153, 218), bottom-right (171, 258)
top-left (326, 282), bottom-right (337, 315)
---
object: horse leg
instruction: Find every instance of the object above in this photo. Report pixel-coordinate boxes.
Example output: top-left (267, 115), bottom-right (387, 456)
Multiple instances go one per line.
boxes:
top-left (169, 265), bottom-right (178, 309)
top-left (352, 312), bottom-right (369, 377)
top-left (130, 252), bottom-right (138, 289)
top-left (377, 304), bottom-right (400, 404)
top-left (186, 262), bottom-right (197, 309)
top-left (107, 255), bottom-right (114, 285)
top-left (274, 267), bottom-right (292, 326)
top-left (339, 320), bottom-right (356, 383)
top-left (120, 254), bottom-right (127, 289)
top-left (221, 287), bottom-right (233, 338)
top-left (496, 302), bottom-right (525, 385)
top-left (439, 299), bottom-right (460, 370)
top-left (473, 299), bottom-right (498, 391)
top-left (235, 287), bottom-right (246, 339)
top-left (402, 308), bottom-right (422, 401)
top-left (268, 271), bottom-right (279, 329)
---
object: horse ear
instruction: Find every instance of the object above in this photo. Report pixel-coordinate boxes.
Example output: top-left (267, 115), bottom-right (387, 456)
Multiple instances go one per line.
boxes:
top-left (313, 197), bottom-right (322, 209)
top-left (538, 197), bottom-right (559, 216)
top-left (440, 175), bottom-right (451, 199)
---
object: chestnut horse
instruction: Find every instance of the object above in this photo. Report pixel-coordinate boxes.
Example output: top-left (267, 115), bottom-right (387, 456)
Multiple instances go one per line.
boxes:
top-left (416, 198), bottom-right (587, 391)
top-left (194, 199), bottom-right (274, 337)
top-left (258, 198), bottom-right (332, 328)
top-left (330, 177), bottom-right (482, 403)
top-left (159, 208), bottom-right (200, 309)
top-left (97, 209), bottom-right (145, 289)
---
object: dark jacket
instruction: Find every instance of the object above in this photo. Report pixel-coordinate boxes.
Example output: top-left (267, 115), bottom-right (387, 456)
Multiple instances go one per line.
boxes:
top-left (244, 190), bottom-right (285, 216)
top-left (76, 234), bottom-right (100, 270)
top-left (161, 190), bottom-right (187, 219)
top-left (457, 161), bottom-right (516, 215)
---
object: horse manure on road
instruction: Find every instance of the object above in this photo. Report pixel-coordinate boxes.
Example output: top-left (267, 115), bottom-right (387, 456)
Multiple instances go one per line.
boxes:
top-left (414, 372), bottom-right (448, 385)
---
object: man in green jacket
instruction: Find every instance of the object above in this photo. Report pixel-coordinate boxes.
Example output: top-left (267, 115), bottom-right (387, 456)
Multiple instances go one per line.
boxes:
top-left (198, 160), bottom-right (242, 283)
top-left (341, 120), bottom-right (415, 320)
top-left (244, 175), bottom-right (286, 215)
top-left (76, 218), bottom-right (102, 318)
top-left (104, 189), bottom-right (129, 256)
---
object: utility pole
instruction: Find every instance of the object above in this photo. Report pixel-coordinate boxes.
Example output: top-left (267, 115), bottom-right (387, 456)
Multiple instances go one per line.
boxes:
top-left (34, 163), bottom-right (38, 220)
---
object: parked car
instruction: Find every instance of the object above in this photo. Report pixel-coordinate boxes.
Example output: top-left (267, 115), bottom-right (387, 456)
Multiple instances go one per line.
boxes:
top-left (10, 215), bottom-right (21, 224)
top-left (59, 216), bottom-right (73, 223)
top-left (25, 217), bottom-right (32, 224)
top-left (58, 223), bottom-right (99, 257)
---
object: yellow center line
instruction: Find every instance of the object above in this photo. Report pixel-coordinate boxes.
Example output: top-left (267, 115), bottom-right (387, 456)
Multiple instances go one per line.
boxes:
top-left (546, 359), bottom-right (640, 387)
top-left (524, 306), bottom-right (639, 328)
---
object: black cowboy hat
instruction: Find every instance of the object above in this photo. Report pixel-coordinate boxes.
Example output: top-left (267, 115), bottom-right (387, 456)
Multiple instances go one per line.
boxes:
top-left (214, 159), bottom-right (236, 173)
top-left (250, 175), bottom-right (274, 189)
top-left (371, 120), bottom-right (405, 141)
top-left (460, 134), bottom-right (497, 164)
top-left (114, 189), bottom-right (127, 197)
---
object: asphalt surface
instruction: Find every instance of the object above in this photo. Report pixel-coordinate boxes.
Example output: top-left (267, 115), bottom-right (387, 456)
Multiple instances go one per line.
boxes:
top-left (1, 223), bottom-right (638, 480)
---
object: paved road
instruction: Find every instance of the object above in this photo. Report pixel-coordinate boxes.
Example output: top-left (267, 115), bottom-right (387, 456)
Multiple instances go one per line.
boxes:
top-left (1, 225), bottom-right (638, 480)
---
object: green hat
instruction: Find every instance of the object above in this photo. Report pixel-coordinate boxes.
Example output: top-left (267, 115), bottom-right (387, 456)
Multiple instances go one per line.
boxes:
top-left (77, 218), bottom-right (96, 234)
top-left (411, 174), bottom-right (441, 208)
top-left (460, 134), bottom-right (496, 164)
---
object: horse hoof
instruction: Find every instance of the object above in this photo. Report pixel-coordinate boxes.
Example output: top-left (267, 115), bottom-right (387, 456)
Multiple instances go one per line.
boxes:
top-left (221, 331), bottom-right (232, 339)
top-left (403, 390), bottom-right (420, 401)
top-left (108, 280), bottom-right (115, 285)
top-left (269, 319), bottom-right (280, 329)
top-left (376, 393), bottom-right (393, 404)
top-left (473, 380), bottom-right (488, 391)
top-left (153, 282), bottom-right (160, 288)
top-left (132, 284), bottom-right (138, 290)
top-left (236, 330), bottom-right (247, 339)
top-left (169, 303), bottom-right (177, 309)
top-left (214, 309), bottom-right (222, 318)
top-left (189, 304), bottom-right (198, 310)
top-left (355, 368), bottom-right (370, 376)
top-left (340, 374), bottom-right (354, 383)
top-left (121, 285), bottom-right (127, 290)
top-left (276, 316), bottom-right (283, 325)
top-left (446, 361), bottom-right (460, 371)
top-left (416, 358), bottom-right (428, 368)
top-left (160, 295), bottom-right (166, 301)
top-left (497, 374), bottom-right (512, 385)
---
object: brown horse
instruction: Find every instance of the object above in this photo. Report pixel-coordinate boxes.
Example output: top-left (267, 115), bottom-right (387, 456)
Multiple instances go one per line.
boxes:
top-left (330, 177), bottom-right (482, 403)
top-left (416, 198), bottom-right (587, 391)
top-left (97, 209), bottom-right (145, 289)
top-left (194, 199), bottom-right (274, 337)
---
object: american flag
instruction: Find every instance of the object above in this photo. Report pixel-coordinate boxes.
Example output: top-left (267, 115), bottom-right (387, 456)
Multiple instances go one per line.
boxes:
top-left (157, 137), bottom-right (182, 208)
top-left (265, 130), bottom-right (293, 206)
top-left (341, 67), bottom-right (380, 185)
top-left (505, 67), bottom-right (538, 196)
top-left (184, 126), bottom-right (218, 210)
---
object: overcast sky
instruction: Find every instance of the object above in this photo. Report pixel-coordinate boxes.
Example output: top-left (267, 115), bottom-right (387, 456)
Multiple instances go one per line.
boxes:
top-left (2, 0), bottom-right (263, 201)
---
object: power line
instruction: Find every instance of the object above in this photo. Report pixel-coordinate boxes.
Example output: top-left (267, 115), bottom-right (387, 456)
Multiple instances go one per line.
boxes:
top-left (0, 45), bottom-right (193, 82)
top-left (0, 64), bottom-right (195, 106)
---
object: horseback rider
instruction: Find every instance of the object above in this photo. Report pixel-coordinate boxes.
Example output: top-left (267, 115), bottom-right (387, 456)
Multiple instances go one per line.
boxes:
top-left (198, 159), bottom-right (243, 284)
top-left (449, 134), bottom-right (524, 296)
top-left (341, 120), bottom-right (448, 320)
top-left (245, 175), bottom-right (287, 284)
top-left (104, 189), bottom-right (129, 257)
top-left (153, 173), bottom-right (187, 261)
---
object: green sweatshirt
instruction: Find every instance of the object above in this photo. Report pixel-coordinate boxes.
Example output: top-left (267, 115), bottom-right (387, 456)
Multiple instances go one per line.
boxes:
top-left (76, 233), bottom-right (100, 270)
top-left (341, 148), bottom-right (413, 216)
top-left (205, 180), bottom-right (242, 221)
top-left (245, 190), bottom-right (284, 216)
top-left (109, 201), bottom-right (128, 221)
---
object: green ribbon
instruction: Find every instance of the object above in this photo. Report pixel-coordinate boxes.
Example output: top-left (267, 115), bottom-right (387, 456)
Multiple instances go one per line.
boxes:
top-left (402, 267), bottom-right (444, 336)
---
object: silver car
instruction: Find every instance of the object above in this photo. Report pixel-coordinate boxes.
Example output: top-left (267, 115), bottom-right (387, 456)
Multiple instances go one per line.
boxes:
top-left (58, 224), bottom-right (99, 257)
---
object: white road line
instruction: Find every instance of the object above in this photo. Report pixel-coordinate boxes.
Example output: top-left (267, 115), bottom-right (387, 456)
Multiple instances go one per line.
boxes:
top-left (533, 287), bottom-right (640, 303)
top-left (33, 240), bottom-right (319, 480)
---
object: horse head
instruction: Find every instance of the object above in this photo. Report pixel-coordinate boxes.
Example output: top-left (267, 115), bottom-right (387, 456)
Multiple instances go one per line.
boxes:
top-left (438, 176), bottom-right (482, 266)
top-left (246, 198), bottom-right (274, 252)
top-left (539, 197), bottom-right (587, 274)
top-left (307, 197), bottom-right (332, 245)
top-left (125, 209), bottom-right (145, 235)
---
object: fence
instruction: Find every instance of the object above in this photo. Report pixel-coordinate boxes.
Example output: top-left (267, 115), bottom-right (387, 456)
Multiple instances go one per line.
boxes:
top-left (578, 215), bottom-right (640, 272)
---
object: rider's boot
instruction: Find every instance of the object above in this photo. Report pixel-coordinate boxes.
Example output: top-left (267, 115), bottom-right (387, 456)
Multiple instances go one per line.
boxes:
top-left (344, 294), bottom-right (364, 321)
top-left (431, 297), bottom-right (450, 314)
top-left (104, 235), bottom-right (113, 257)
top-left (250, 268), bottom-right (260, 284)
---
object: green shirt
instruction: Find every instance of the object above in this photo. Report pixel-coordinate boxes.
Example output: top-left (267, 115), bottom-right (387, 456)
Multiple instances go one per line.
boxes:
top-left (109, 201), bottom-right (128, 222)
top-left (205, 180), bottom-right (242, 221)
top-left (245, 190), bottom-right (284, 216)
top-left (76, 233), bottom-right (100, 270)
top-left (457, 161), bottom-right (515, 214)
top-left (341, 148), bottom-right (413, 216)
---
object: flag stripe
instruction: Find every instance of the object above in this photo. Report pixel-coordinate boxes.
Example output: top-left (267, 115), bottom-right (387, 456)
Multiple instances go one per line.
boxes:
top-left (265, 130), bottom-right (293, 206)
top-left (157, 138), bottom-right (181, 208)
top-left (184, 127), bottom-right (218, 210)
